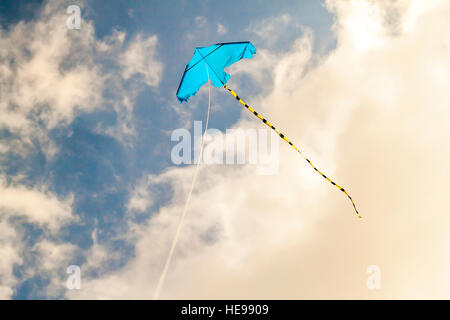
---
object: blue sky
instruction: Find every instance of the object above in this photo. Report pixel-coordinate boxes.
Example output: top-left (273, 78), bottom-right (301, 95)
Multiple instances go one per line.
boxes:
top-left (0, 0), bottom-right (336, 299)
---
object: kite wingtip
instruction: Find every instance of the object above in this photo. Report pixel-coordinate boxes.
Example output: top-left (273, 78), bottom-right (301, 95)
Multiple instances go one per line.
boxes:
top-left (176, 96), bottom-right (187, 104)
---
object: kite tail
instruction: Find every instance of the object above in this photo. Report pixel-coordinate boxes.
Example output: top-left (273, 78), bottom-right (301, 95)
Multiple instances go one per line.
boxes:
top-left (223, 85), bottom-right (361, 219)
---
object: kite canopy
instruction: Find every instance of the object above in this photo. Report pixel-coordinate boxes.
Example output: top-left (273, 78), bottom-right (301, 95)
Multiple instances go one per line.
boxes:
top-left (176, 41), bottom-right (256, 103)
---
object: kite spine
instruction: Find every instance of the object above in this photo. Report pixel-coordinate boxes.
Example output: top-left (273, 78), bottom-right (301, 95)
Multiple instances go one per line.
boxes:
top-left (224, 85), bottom-right (361, 219)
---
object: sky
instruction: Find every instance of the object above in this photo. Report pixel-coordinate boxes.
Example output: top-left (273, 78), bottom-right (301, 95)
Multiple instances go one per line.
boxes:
top-left (0, 0), bottom-right (449, 299)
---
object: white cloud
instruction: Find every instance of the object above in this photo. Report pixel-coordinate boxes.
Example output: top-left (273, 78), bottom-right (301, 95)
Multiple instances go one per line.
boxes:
top-left (72, 0), bottom-right (450, 299)
top-left (127, 176), bottom-right (154, 213)
top-left (0, 4), bottom-right (102, 157)
top-left (0, 220), bottom-right (22, 299)
top-left (217, 23), bottom-right (227, 35)
top-left (127, 8), bottom-right (134, 18)
top-left (0, 2), bottom-right (163, 157)
top-left (82, 229), bottom-right (110, 272)
top-left (26, 239), bottom-right (80, 298)
top-left (0, 1), bottom-right (164, 297)
top-left (195, 16), bottom-right (207, 28)
top-left (119, 34), bottom-right (163, 87)
top-left (33, 240), bottom-right (78, 272)
top-left (246, 14), bottom-right (299, 48)
top-left (0, 179), bottom-right (74, 231)
top-left (0, 177), bottom-right (75, 298)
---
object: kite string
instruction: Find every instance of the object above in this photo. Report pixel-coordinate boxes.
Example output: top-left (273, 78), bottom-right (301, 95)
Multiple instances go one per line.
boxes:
top-left (153, 65), bottom-right (212, 300)
top-left (223, 85), bottom-right (361, 219)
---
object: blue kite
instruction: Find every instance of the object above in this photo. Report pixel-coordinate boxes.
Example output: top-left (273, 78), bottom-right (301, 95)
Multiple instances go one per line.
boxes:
top-left (176, 41), bottom-right (256, 103)
top-left (175, 41), bottom-right (360, 219)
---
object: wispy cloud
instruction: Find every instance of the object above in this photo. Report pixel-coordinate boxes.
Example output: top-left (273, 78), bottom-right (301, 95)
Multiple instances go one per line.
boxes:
top-left (0, 1), bottom-right (164, 157)
top-left (119, 34), bottom-right (163, 88)
top-left (0, 0), bottom-right (164, 298)
top-left (217, 23), bottom-right (227, 35)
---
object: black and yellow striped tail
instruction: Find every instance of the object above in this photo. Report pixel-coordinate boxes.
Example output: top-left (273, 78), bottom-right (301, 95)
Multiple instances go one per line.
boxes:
top-left (224, 85), bottom-right (361, 219)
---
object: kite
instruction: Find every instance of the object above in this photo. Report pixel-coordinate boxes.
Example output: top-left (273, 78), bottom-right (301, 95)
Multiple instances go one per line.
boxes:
top-left (154, 41), bottom-right (360, 299)
top-left (176, 41), bottom-right (360, 219)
